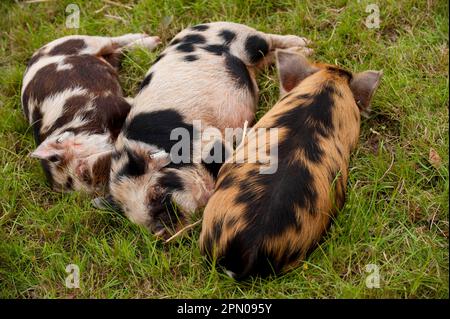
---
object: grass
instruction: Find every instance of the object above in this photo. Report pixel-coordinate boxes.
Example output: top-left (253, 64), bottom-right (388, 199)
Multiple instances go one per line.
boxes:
top-left (0, 0), bottom-right (448, 299)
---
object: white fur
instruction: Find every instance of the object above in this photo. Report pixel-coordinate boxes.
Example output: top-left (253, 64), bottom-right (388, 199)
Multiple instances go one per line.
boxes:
top-left (40, 87), bottom-right (88, 132)
top-left (55, 60), bottom-right (73, 71)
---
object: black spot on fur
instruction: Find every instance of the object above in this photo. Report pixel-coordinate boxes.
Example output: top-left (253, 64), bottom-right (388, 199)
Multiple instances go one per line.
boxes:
top-left (158, 171), bottom-right (184, 191)
top-left (280, 92), bottom-right (312, 104)
top-left (303, 139), bottom-right (324, 162)
top-left (235, 161), bottom-right (316, 225)
top-left (201, 140), bottom-right (229, 178)
top-left (224, 54), bottom-right (254, 95)
top-left (124, 110), bottom-right (194, 167)
top-left (191, 24), bottom-right (209, 31)
top-left (211, 218), bottom-right (223, 243)
top-left (48, 39), bottom-right (87, 56)
top-left (226, 216), bottom-right (238, 229)
top-left (274, 84), bottom-right (337, 163)
top-left (202, 44), bottom-right (229, 56)
top-left (176, 42), bottom-right (195, 53)
top-left (244, 35), bottom-right (269, 64)
top-left (218, 30), bottom-right (236, 45)
top-left (216, 172), bottom-right (235, 190)
top-left (182, 33), bottom-right (206, 45)
top-left (139, 72), bottom-right (153, 91)
top-left (184, 54), bottom-right (199, 62)
top-left (175, 33), bottom-right (207, 53)
top-left (117, 149), bottom-right (147, 178)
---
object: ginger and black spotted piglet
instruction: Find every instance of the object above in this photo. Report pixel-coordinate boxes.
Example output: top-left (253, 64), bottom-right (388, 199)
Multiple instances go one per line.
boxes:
top-left (102, 22), bottom-right (312, 238)
top-left (199, 50), bottom-right (382, 280)
top-left (22, 34), bottom-right (160, 193)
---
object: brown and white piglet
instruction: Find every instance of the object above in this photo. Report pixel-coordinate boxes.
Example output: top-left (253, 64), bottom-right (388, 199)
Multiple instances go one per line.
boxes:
top-left (22, 34), bottom-right (160, 193)
top-left (199, 49), bottom-right (382, 280)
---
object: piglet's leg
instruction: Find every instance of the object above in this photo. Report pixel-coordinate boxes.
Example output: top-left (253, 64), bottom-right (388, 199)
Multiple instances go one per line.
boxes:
top-left (80, 34), bottom-right (160, 56)
top-left (110, 34), bottom-right (152, 46)
top-left (267, 33), bottom-right (311, 49)
top-left (256, 34), bottom-right (314, 69)
top-left (83, 34), bottom-right (161, 69)
top-left (120, 36), bottom-right (161, 51)
top-left (260, 45), bottom-right (314, 69)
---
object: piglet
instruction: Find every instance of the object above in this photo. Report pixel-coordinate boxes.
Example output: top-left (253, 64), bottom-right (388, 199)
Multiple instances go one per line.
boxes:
top-left (102, 22), bottom-right (312, 238)
top-left (22, 34), bottom-right (160, 193)
top-left (199, 49), bottom-right (382, 280)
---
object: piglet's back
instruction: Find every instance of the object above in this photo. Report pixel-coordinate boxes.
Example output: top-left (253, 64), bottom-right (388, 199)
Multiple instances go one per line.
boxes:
top-left (200, 52), bottom-right (382, 280)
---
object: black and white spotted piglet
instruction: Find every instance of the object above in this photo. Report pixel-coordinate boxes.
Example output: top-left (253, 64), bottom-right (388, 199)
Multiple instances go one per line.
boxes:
top-left (101, 22), bottom-right (312, 238)
top-left (22, 34), bottom-right (160, 193)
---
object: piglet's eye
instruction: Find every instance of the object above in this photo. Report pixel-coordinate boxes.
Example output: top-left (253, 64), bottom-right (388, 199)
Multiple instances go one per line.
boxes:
top-left (48, 155), bottom-right (61, 163)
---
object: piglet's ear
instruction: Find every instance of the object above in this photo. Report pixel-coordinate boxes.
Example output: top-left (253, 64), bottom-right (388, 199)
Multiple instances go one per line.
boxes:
top-left (30, 142), bottom-right (62, 162)
top-left (350, 70), bottom-right (383, 116)
top-left (276, 49), bottom-right (319, 95)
